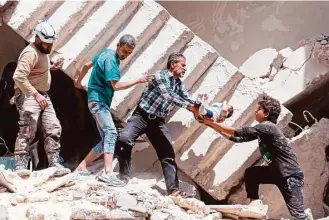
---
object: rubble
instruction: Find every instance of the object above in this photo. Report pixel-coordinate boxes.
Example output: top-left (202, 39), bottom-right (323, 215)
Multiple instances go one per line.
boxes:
top-left (208, 200), bottom-right (268, 218)
top-left (0, 168), bottom-right (225, 220)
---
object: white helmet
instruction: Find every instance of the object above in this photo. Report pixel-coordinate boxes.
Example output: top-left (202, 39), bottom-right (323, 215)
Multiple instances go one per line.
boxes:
top-left (33, 20), bottom-right (58, 44)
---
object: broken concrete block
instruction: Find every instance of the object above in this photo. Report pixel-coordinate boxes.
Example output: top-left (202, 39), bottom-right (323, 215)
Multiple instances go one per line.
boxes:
top-left (114, 192), bottom-right (138, 209)
top-left (202, 106), bottom-right (292, 200)
top-left (208, 199), bottom-right (268, 218)
top-left (32, 167), bottom-right (57, 187)
top-left (107, 1), bottom-right (170, 73)
top-left (204, 212), bottom-right (222, 220)
top-left (2, 0), bottom-right (62, 38)
top-left (110, 209), bottom-right (135, 220)
top-left (26, 207), bottom-right (45, 220)
top-left (167, 56), bottom-right (243, 154)
top-left (46, 1), bottom-right (102, 50)
top-left (70, 201), bottom-right (111, 219)
top-left (111, 17), bottom-right (194, 120)
top-left (264, 46), bottom-right (329, 103)
top-left (177, 77), bottom-right (263, 179)
top-left (180, 36), bottom-right (218, 90)
top-left (279, 47), bottom-right (293, 58)
top-left (60, 0), bottom-right (140, 79)
top-left (26, 191), bottom-right (50, 203)
top-left (150, 210), bottom-right (170, 220)
top-left (16, 169), bottom-right (31, 178)
top-left (239, 48), bottom-right (278, 79)
top-left (171, 196), bottom-right (210, 216)
top-left (45, 173), bottom-right (76, 192)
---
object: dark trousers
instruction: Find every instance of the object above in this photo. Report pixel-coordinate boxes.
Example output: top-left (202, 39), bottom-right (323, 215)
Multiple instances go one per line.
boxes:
top-left (245, 166), bottom-right (308, 220)
top-left (115, 107), bottom-right (179, 194)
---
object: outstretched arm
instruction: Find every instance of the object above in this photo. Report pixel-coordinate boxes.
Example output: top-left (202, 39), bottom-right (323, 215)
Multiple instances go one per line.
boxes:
top-left (203, 118), bottom-right (260, 143)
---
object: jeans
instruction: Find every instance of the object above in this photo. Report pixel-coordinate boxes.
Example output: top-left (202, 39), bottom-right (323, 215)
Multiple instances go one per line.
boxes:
top-left (245, 166), bottom-right (308, 220)
top-left (88, 101), bottom-right (117, 157)
top-left (115, 107), bottom-right (179, 194)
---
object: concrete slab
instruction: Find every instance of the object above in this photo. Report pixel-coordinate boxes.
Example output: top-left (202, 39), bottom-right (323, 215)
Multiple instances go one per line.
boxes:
top-left (111, 17), bottom-right (194, 121)
top-left (176, 78), bottom-right (263, 181)
top-left (180, 36), bottom-right (218, 90)
top-left (3, 0), bottom-right (63, 38)
top-left (45, 1), bottom-right (102, 50)
top-left (168, 56), bottom-right (242, 154)
top-left (263, 46), bottom-right (329, 103)
top-left (59, 0), bottom-right (140, 79)
top-left (188, 78), bottom-right (264, 177)
top-left (202, 106), bottom-right (292, 200)
top-left (239, 48), bottom-right (278, 79)
top-left (107, 1), bottom-right (170, 73)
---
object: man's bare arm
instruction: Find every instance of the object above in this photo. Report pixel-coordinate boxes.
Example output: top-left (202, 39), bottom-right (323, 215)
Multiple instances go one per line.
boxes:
top-left (74, 61), bottom-right (93, 88)
top-left (203, 118), bottom-right (235, 137)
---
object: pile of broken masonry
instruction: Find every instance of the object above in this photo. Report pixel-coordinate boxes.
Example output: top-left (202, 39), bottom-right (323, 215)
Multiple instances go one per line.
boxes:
top-left (0, 165), bottom-right (268, 220)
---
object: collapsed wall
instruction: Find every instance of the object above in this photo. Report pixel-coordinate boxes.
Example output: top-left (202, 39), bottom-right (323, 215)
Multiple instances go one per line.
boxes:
top-left (1, 1), bottom-right (329, 218)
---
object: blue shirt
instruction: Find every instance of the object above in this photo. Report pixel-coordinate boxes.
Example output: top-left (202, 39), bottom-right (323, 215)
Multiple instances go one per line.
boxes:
top-left (88, 49), bottom-right (120, 106)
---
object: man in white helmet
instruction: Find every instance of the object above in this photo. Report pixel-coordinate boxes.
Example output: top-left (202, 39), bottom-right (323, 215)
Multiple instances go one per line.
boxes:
top-left (13, 21), bottom-right (65, 172)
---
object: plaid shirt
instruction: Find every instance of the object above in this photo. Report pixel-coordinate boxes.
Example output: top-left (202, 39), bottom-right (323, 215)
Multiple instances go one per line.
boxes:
top-left (138, 69), bottom-right (194, 118)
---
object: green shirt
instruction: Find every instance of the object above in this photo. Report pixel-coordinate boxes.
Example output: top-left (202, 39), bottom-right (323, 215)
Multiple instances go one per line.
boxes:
top-left (88, 49), bottom-right (120, 106)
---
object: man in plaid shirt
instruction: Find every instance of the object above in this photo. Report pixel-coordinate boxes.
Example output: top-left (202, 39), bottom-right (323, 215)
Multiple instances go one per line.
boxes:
top-left (116, 52), bottom-right (199, 197)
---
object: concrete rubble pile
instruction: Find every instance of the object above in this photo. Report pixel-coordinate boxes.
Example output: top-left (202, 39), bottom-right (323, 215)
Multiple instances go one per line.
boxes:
top-left (0, 166), bottom-right (226, 220)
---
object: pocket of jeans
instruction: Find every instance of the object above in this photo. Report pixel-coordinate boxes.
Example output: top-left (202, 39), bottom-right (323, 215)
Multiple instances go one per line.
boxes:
top-left (287, 175), bottom-right (304, 189)
top-left (88, 101), bottom-right (101, 114)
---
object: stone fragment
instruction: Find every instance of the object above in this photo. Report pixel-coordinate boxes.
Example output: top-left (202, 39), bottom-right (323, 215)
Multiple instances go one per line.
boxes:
top-left (70, 201), bottom-right (111, 219)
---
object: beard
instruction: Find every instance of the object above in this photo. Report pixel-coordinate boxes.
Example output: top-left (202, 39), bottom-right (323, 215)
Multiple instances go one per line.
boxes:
top-left (34, 42), bottom-right (51, 54)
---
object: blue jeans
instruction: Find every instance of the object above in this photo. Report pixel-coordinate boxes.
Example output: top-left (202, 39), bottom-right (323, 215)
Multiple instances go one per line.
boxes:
top-left (88, 101), bottom-right (117, 157)
top-left (245, 166), bottom-right (307, 220)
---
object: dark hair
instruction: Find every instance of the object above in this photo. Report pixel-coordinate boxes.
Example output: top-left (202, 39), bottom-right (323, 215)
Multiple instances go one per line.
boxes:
top-left (227, 105), bottom-right (234, 118)
top-left (258, 95), bottom-right (281, 123)
top-left (119, 34), bottom-right (136, 48)
top-left (166, 52), bottom-right (185, 69)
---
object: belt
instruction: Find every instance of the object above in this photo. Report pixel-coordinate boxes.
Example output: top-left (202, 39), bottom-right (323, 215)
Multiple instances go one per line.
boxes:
top-left (136, 107), bottom-right (165, 121)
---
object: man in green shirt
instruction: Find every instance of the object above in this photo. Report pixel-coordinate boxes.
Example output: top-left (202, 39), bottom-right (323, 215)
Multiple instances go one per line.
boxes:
top-left (74, 34), bottom-right (153, 186)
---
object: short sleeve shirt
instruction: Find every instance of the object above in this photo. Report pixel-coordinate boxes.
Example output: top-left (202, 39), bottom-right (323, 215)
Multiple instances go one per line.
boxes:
top-left (88, 49), bottom-right (120, 106)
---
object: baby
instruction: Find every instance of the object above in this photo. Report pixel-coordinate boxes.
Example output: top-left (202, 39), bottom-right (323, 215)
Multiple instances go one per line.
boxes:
top-left (196, 94), bottom-right (234, 123)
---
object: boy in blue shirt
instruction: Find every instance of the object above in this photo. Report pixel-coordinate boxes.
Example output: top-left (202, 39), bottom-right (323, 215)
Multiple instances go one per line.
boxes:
top-left (74, 34), bottom-right (153, 186)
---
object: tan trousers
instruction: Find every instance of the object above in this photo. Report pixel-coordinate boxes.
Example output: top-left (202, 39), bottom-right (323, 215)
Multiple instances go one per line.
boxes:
top-left (14, 90), bottom-right (62, 156)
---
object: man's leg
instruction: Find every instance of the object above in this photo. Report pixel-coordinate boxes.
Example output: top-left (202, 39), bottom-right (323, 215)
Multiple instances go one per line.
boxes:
top-left (145, 120), bottom-right (179, 195)
top-left (14, 92), bottom-right (40, 171)
top-left (244, 166), bottom-right (277, 201)
top-left (41, 96), bottom-right (63, 168)
top-left (75, 111), bottom-right (105, 173)
top-left (85, 101), bottom-right (117, 178)
top-left (278, 172), bottom-right (308, 220)
top-left (116, 110), bottom-right (148, 179)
